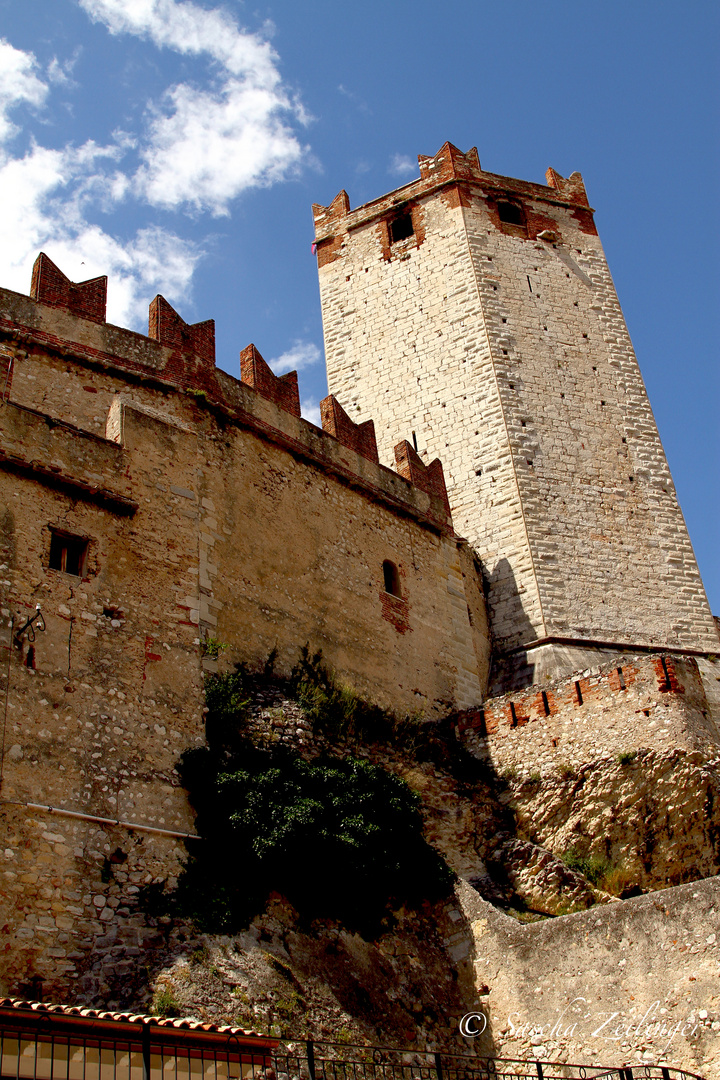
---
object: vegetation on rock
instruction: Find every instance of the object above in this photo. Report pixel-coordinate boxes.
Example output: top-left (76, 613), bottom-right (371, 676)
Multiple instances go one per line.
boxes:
top-left (171, 656), bottom-right (454, 934)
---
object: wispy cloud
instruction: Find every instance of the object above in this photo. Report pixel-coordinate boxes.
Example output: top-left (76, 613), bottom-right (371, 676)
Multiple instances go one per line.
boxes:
top-left (0, 38), bottom-right (48, 141)
top-left (0, 1), bottom-right (311, 329)
top-left (81, 0), bottom-right (309, 215)
top-left (269, 339), bottom-right (322, 375)
top-left (47, 49), bottom-right (82, 88)
top-left (0, 139), bottom-right (199, 326)
top-left (338, 83), bottom-right (371, 115)
top-left (389, 153), bottom-right (416, 178)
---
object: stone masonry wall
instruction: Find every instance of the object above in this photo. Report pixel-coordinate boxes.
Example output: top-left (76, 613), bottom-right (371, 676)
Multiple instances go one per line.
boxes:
top-left (0, 268), bottom-right (489, 999)
top-left (458, 652), bottom-right (720, 779)
top-left (315, 144), bottom-right (717, 666)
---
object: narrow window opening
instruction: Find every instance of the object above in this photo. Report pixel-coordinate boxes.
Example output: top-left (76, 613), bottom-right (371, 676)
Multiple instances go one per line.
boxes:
top-left (574, 680), bottom-right (583, 705)
top-left (510, 702), bottom-right (518, 727)
top-left (498, 201), bottom-right (525, 227)
top-left (382, 560), bottom-right (401, 598)
top-left (411, 430), bottom-right (418, 452)
top-left (389, 213), bottom-right (414, 243)
top-left (526, 275), bottom-right (533, 293)
top-left (617, 667), bottom-right (626, 690)
top-left (541, 690), bottom-right (550, 716)
top-left (49, 530), bottom-right (88, 577)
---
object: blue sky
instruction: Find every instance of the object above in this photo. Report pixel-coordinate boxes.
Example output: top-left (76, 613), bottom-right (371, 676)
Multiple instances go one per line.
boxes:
top-left (0, 0), bottom-right (717, 611)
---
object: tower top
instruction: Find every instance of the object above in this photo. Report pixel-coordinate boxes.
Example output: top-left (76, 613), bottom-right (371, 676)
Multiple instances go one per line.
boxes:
top-left (312, 142), bottom-right (592, 248)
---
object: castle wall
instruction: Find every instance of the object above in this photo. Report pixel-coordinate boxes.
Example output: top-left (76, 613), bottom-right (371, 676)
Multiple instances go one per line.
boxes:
top-left (314, 145), bottom-right (717, 679)
top-left (0, 274), bottom-right (490, 998)
top-left (459, 877), bottom-right (720, 1077)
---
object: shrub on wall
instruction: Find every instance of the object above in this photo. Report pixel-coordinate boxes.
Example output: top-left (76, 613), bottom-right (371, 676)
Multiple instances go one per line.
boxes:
top-left (172, 663), bottom-right (453, 934)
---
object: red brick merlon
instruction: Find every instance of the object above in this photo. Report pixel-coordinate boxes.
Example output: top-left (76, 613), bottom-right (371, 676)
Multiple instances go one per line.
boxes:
top-left (147, 294), bottom-right (217, 396)
top-left (31, 253), bottom-right (107, 324)
top-left (149, 294), bottom-right (215, 365)
top-left (320, 394), bottom-right (379, 464)
top-left (240, 343), bottom-right (301, 418)
top-left (394, 440), bottom-right (451, 522)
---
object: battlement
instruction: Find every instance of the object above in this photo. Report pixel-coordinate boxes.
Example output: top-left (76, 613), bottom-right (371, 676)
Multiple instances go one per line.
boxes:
top-left (0, 256), bottom-right (455, 534)
top-left (320, 394), bottom-right (378, 463)
top-left (312, 141), bottom-right (595, 260)
top-left (457, 653), bottom-right (720, 775)
top-left (240, 343), bottom-right (301, 417)
top-left (31, 253), bottom-right (107, 324)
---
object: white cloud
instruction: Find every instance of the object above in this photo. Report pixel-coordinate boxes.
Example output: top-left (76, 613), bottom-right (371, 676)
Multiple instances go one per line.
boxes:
top-left (301, 398), bottom-right (321, 427)
top-left (0, 5), bottom-right (310, 335)
top-left (389, 153), bottom-right (416, 177)
top-left (0, 39), bottom-right (48, 143)
top-left (0, 140), bottom-right (200, 328)
top-left (80, 0), bottom-right (309, 214)
top-left (78, 0), bottom-right (279, 80)
top-left (135, 78), bottom-right (304, 214)
top-left (269, 339), bottom-right (321, 376)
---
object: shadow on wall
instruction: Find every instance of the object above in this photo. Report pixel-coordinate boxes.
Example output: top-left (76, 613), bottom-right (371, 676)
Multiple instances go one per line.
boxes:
top-left (486, 559), bottom-right (538, 693)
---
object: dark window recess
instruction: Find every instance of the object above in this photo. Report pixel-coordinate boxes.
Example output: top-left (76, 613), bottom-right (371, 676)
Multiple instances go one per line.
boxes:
top-left (389, 213), bottom-right (414, 243)
top-left (541, 690), bottom-right (550, 716)
top-left (498, 201), bottom-right (525, 227)
top-left (382, 560), bottom-right (401, 597)
top-left (617, 667), bottom-right (626, 690)
top-left (49, 531), bottom-right (88, 576)
top-left (575, 680), bottom-right (583, 706)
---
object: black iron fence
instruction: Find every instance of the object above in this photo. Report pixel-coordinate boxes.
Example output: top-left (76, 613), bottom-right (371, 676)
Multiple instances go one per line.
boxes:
top-left (273, 1042), bottom-right (706, 1080)
top-left (0, 1022), bottom-right (706, 1080)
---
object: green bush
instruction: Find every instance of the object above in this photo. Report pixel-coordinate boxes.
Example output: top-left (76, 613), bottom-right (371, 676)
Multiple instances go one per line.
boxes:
top-left (176, 746), bottom-right (452, 934)
top-left (563, 847), bottom-right (609, 886)
top-left (170, 659), bottom-right (454, 934)
top-left (151, 987), bottom-right (182, 1018)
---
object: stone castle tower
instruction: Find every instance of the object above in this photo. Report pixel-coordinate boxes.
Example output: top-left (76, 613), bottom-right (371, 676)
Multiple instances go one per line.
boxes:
top-left (312, 143), bottom-right (717, 689)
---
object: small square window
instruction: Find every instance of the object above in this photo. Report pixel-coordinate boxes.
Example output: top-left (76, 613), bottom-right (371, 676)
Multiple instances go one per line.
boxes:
top-left (497, 201), bottom-right (525, 227)
top-left (389, 213), bottom-right (414, 243)
top-left (49, 530), bottom-right (88, 576)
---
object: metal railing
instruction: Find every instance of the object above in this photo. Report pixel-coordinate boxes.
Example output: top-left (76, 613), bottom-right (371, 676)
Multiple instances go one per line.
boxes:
top-left (0, 1026), bottom-right (706, 1080)
top-left (271, 1041), bottom-right (705, 1080)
